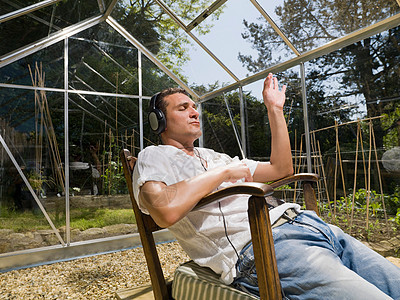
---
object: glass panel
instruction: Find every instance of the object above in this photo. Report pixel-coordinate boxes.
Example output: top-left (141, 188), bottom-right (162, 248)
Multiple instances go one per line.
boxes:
top-left (0, 0), bottom-right (101, 56)
top-left (0, 5), bottom-right (54, 57)
top-left (0, 42), bottom-right (64, 88)
top-left (69, 23), bottom-right (141, 95)
top-left (48, 0), bottom-right (101, 32)
top-left (0, 87), bottom-right (66, 253)
top-left (162, 0), bottom-right (217, 25)
top-left (255, 0), bottom-right (400, 53)
top-left (69, 21), bottom-right (180, 96)
top-left (202, 91), bottom-right (244, 158)
top-left (111, 1), bottom-right (233, 97)
top-left (178, 38), bottom-right (235, 94)
top-left (67, 93), bottom-right (138, 242)
top-left (141, 54), bottom-right (180, 97)
top-left (191, 0), bottom-right (297, 79)
top-left (304, 26), bottom-right (400, 239)
top-left (234, 69), bottom-right (303, 162)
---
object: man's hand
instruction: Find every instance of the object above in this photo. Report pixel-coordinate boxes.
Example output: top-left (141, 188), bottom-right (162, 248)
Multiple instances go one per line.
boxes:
top-left (222, 161), bottom-right (253, 183)
top-left (263, 73), bottom-right (287, 111)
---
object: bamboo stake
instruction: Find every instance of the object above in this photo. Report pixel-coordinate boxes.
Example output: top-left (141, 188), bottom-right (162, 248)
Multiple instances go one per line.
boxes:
top-left (296, 134), bottom-right (303, 174)
top-left (334, 121), bottom-right (338, 218)
top-left (38, 62), bottom-right (43, 176)
top-left (336, 126), bottom-right (347, 201)
top-left (350, 121), bottom-right (360, 234)
top-left (30, 63), bottom-right (66, 193)
top-left (115, 72), bottom-right (118, 149)
top-left (286, 96), bottom-right (294, 126)
top-left (102, 120), bottom-right (107, 194)
top-left (334, 122), bottom-right (348, 217)
top-left (131, 129), bottom-right (136, 156)
top-left (310, 132), bottom-right (321, 204)
top-left (294, 129), bottom-right (297, 171)
top-left (125, 129), bottom-right (128, 150)
top-left (366, 121), bottom-right (373, 231)
top-left (317, 140), bottom-right (332, 217)
top-left (293, 134), bottom-right (303, 203)
top-left (370, 123), bottom-right (390, 236)
top-left (37, 65), bottom-right (43, 176)
top-left (310, 131), bottom-right (316, 172)
top-left (108, 127), bottom-right (112, 196)
top-left (293, 129), bottom-right (297, 203)
top-left (29, 64), bottom-right (41, 176)
top-left (358, 122), bottom-right (368, 190)
top-left (36, 65), bottom-right (65, 191)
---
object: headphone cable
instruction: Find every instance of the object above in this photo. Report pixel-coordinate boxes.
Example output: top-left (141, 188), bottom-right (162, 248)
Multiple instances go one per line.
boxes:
top-left (218, 201), bottom-right (240, 260)
top-left (195, 148), bottom-right (240, 260)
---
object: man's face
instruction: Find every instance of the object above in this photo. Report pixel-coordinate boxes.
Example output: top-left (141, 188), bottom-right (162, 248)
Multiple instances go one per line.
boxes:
top-left (161, 93), bottom-right (202, 144)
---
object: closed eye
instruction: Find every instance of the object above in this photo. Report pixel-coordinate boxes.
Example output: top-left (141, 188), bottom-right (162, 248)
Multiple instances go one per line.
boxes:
top-left (177, 101), bottom-right (197, 111)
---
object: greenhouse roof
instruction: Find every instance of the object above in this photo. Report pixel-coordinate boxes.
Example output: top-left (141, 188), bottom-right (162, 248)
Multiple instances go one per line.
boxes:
top-left (1, 0), bottom-right (400, 102)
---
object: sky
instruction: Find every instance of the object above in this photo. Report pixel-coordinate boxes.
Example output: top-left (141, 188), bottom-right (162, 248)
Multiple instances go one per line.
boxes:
top-left (179, 0), bottom-right (286, 100)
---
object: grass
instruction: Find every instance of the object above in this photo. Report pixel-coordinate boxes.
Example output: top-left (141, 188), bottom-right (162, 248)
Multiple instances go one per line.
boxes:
top-left (0, 208), bottom-right (136, 232)
top-left (70, 208), bottom-right (136, 230)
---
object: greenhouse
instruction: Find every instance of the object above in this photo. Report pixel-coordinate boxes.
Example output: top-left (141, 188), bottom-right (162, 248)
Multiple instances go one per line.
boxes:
top-left (1, 0), bottom-right (400, 298)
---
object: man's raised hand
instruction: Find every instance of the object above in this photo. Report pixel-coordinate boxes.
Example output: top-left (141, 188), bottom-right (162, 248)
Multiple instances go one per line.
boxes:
top-left (262, 73), bottom-right (287, 111)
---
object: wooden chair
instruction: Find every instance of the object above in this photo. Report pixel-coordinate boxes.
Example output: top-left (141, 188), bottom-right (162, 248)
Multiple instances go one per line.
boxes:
top-left (120, 149), bottom-right (319, 300)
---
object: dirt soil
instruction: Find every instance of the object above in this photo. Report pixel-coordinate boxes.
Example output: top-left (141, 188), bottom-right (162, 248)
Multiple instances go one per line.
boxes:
top-left (321, 210), bottom-right (398, 244)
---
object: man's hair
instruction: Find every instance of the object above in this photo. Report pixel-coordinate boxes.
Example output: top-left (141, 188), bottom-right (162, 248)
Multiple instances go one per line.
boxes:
top-left (155, 87), bottom-right (190, 117)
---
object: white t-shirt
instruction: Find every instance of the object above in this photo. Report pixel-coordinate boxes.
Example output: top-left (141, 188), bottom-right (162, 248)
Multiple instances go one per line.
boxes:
top-left (132, 145), bottom-right (300, 284)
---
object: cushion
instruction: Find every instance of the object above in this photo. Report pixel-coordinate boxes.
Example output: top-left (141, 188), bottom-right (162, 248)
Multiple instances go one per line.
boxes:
top-left (172, 260), bottom-right (258, 300)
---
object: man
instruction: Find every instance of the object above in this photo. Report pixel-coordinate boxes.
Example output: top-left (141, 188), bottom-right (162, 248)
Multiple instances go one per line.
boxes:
top-left (133, 73), bottom-right (400, 299)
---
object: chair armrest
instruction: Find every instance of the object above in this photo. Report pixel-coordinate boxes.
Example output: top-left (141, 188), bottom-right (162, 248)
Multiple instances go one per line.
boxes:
top-left (269, 173), bottom-right (320, 215)
top-left (268, 173), bottom-right (319, 189)
top-left (194, 182), bottom-right (274, 210)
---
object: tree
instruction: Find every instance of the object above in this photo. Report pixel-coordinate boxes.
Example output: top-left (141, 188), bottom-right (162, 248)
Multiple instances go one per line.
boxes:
top-left (239, 0), bottom-right (400, 149)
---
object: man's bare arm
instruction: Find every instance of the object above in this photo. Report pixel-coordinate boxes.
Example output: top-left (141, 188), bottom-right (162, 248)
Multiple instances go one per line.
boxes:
top-left (139, 161), bottom-right (252, 228)
top-left (253, 74), bottom-right (294, 183)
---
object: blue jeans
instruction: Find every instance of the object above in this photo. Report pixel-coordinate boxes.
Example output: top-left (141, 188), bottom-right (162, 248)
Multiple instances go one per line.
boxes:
top-left (232, 211), bottom-right (400, 300)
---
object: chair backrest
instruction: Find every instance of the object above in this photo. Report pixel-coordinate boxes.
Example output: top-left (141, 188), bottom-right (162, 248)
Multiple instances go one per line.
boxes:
top-left (120, 149), bottom-right (171, 300)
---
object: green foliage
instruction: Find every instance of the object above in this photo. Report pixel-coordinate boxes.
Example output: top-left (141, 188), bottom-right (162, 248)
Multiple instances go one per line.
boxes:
top-left (393, 208), bottom-right (400, 227)
top-left (381, 103), bottom-right (400, 149)
top-left (385, 186), bottom-right (400, 215)
top-left (102, 160), bottom-right (128, 195)
top-left (113, 0), bottom-right (224, 78)
top-left (336, 188), bottom-right (400, 219)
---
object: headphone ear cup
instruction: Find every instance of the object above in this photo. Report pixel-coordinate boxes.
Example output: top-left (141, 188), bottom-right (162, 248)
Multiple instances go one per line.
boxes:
top-left (148, 108), bottom-right (166, 134)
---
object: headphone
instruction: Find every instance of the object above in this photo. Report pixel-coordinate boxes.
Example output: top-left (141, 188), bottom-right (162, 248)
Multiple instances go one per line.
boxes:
top-left (148, 92), bottom-right (166, 134)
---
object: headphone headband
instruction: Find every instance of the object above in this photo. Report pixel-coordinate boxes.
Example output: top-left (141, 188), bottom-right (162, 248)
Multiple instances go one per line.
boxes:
top-left (150, 92), bottom-right (160, 110)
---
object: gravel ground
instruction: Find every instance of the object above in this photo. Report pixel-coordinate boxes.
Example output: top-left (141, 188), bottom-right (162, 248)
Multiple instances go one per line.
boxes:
top-left (0, 241), bottom-right (189, 300)
top-left (1, 241), bottom-right (399, 299)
